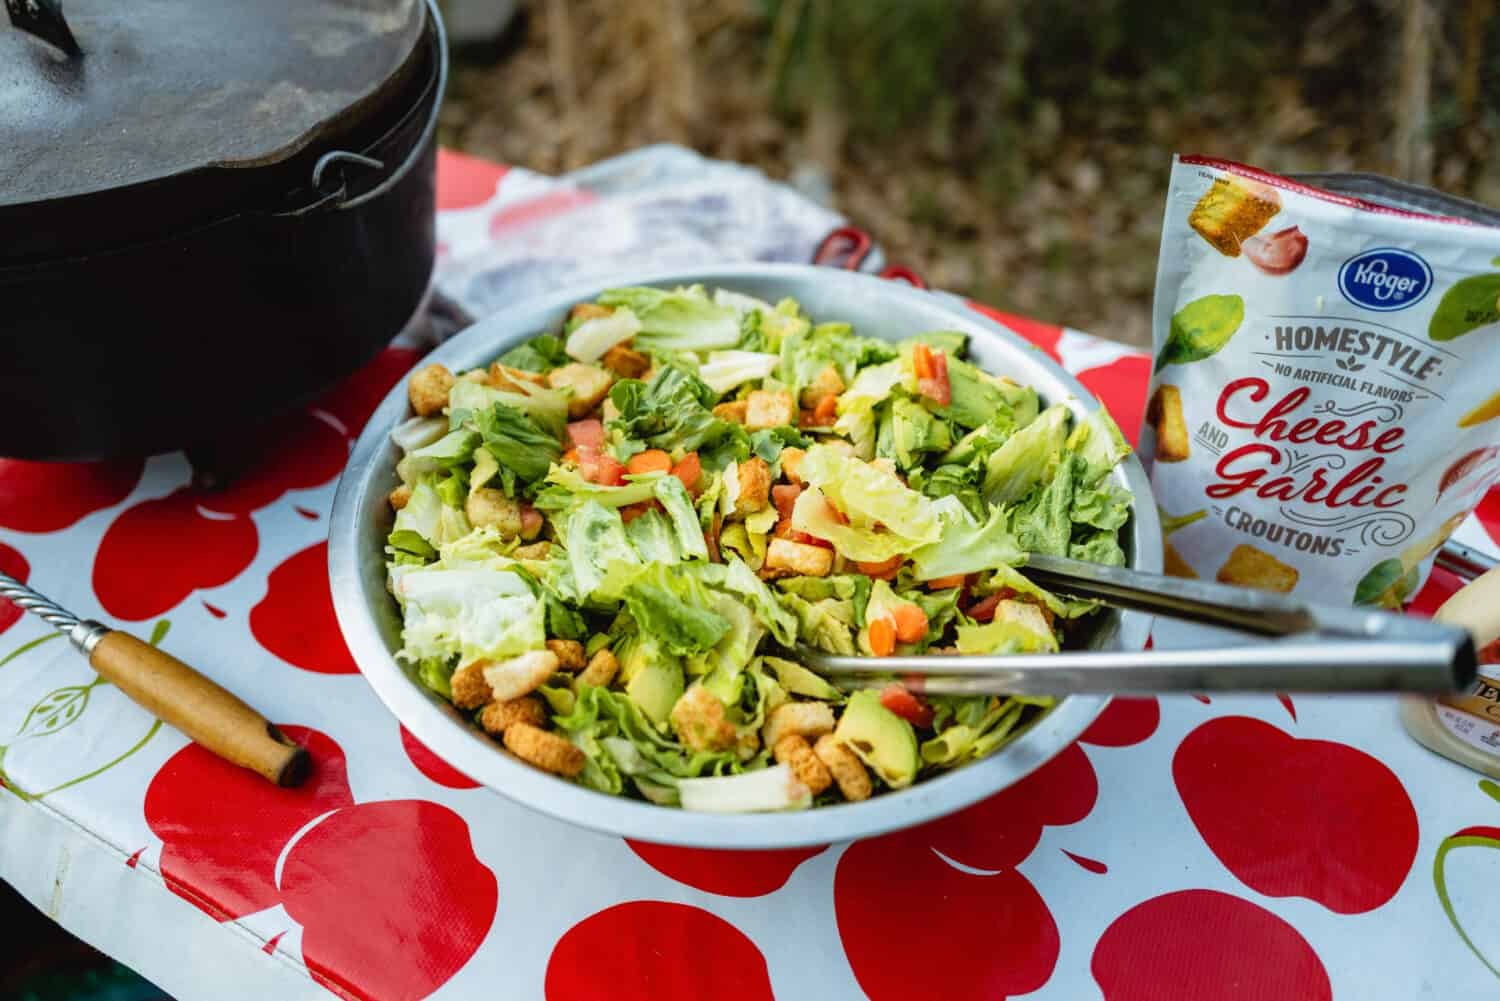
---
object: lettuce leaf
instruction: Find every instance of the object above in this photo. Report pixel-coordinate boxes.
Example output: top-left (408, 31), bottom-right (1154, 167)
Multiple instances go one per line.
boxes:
top-left (393, 563), bottom-right (544, 668)
top-left (955, 617), bottom-right (1057, 655)
top-left (470, 402), bottom-right (562, 484)
top-left (908, 501), bottom-right (1023, 580)
top-left (597, 285), bottom-right (741, 351)
top-left (564, 501), bottom-right (640, 599)
top-left (531, 467), bottom-right (664, 512)
top-left (608, 365), bottom-right (741, 455)
top-left (778, 593), bottom-right (859, 655)
top-left (564, 309), bottom-right (641, 363)
top-left (1070, 406), bottom-right (1132, 487)
top-left (790, 445), bottom-right (943, 561)
top-left (448, 377), bottom-right (569, 439)
top-left (982, 403), bottom-right (1070, 504)
top-left (1010, 450), bottom-right (1077, 557)
top-left (833, 361), bottom-right (906, 458)
top-left (618, 563), bottom-right (731, 656)
top-left (654, 475), bottom-right (709, 561)
top-left (501, 332), bottom-right (570, 372)
top-left (389, 478), bottom-right (472, 555)
top-left (699, 350), bottom-right (781, 394)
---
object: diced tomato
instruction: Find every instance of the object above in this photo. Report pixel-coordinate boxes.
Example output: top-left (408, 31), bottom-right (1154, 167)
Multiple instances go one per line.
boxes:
top-left (891, 602), bottom-right (929, 644)
top-left (670, 452), bottom-right (702, 492)
top-left (917, 349), bottom-right (951, 406)
top-left (966, 593), bottom-right (1001, 622)
top-left (854, 555), bottom-right (903, 580)
top-left (879, 683), bottom-right (935, 728)
top-left (579, 448), bottom-right (626, 486)
top-left (626, 449), bottom-right (673, 476)
top-left (566, 418), bottom-right (605, 450)
top-left (925, 573), bottom-right (968, 591)
top-left (867, 617), bottom-right (897, 657)
top-left (620, 500), bottom-right (660, 523)
top-left (771, 483), bottom-right (802, 521)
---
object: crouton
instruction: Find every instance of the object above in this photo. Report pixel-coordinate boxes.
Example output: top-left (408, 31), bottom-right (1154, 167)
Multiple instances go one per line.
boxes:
top-left (479, 695), bottom-right (548, 736)
top-left (745, 389), bottom-right (797, 430)
top-left (799, 366), bottom-right (846, 409)
top-left (503, 722), bottom-right (585, 778)
top-left (670, 684), bottom-right (737, 752)
top-left (575, 648), bottom-right (620, 689)
top-left (774, 735), bottom-right (833, 795)
top-left (488, 362), bottom-right (548, 392)
top-left (1188, 176), bottom-right (1281, 257)
top-left (570, 302), bottom-right (614, 324)
top-left (389, 484), bottom-right (412, 511)
top-left (547, 363), bottom-right (614, 419)
top-left (1146, 384), bottom-right (1190, 463)
top-left (713, 400), bottom-right (749, 424)
top-left (763, 538), bottom-right (833, 579)
top-left (814, 734), bottom-right (872, 802)
top-left (465, 487), bottom-right (525, 536)
top-left (601, 343), bottom-right (650, 379)
top-left (1163, 541), bottom-right (1198, 579)
top-left (514, 540), bottom-right (552, 561)
top-left (481, 649), bottom-right (560, 701)
top-left (779, 447), bottom-right (806, 484)
top-left (733, 457), bottom-right (772, 517)
top-left (408, 363), bottom-right (454, 417)
top-left (762, 701), bottom-right (836, 750)
top-left (1216, 544), bottom-right (1299, 594)
top-left (450, 661), bottom-right (492, 710)
top-left (546, 639), bottom-right (587, 672)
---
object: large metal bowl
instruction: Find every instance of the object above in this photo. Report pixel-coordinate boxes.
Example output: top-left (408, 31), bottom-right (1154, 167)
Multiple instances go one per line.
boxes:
top-left (329, 265), bottom-right (1161, 848)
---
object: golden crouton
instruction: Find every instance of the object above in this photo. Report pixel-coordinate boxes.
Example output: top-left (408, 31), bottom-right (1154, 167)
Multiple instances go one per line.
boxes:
top-left (488, 362), bottom-right (547, 393)
top-left (713, 400), bottom-right (749, 424)
top-left (763, 538), bottom-right (833, 579)
top-left (570, 302), bottom-right (614, 324)
top-left (389, 484), bottom-right (412, 511)
top-left (733, 457), bottom-right (772, 517)
top-left (546, 639), bottom-right (587, 671)
top-left (814, 734), bottom-right (872, 802)
top-left (763, 701), bottom-right (835, 750)
top-left (482, 649), bottom-right (561, 701)
top-left (799, 366), bottom-right (846, 409)
top-left (774, 735), bottom-right (833, 796)
top-left (1216, 544), bottom-right (1299, 593)
top-left (408, 363), bottom-right (455, 417)
top-left (576, 648), bottom-right (620, 689)
top-left (465, 487), bottom-right (525, 536)
top-left (504, 722), bottom-right (586, 778)
top-left (450, 661), bottom-right (492, 710)
top-left (547, 363), bottom-right (615, 419)
top-left (1188, 176), bottom-right (1281, 257)
top-left (780, 447), bottom-right (806, 484)
top-left (1163, 541), bottom-right (1198, 579)
top-left (745, 389), bottom-right (797, 430)
top-left (670, 685), bottom-right (737, 752)
top-left (514, 541), bottom-right (552, 561)
top-left (601, 343), bottom-right (650, 379)
top-left (479, 695), bottom-right (548, 736)
top-left (1146, 384), bottom-right (1190, 463)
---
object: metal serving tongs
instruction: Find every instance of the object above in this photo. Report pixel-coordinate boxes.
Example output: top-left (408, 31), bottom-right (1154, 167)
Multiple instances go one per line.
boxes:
top-left (799, 554), bottom-right (1487, 697)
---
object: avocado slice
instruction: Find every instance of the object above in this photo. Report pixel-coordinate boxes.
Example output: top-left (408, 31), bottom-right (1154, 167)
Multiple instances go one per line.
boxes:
top-left (626, 659), bottom-right (684, 727)
top-left (761, 656), bottom-right (843, 701)
top-left (834, 689), bottom-right (920, 789)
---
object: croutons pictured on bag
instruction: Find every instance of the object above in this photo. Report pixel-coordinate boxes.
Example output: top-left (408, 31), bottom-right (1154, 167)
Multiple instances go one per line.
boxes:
top-left (1188, 176), bottom-right (1281, 257)
top-left (1163, 541), bottom-right (1198, 579)
top-left (1216, 544), bottom-right (1300, 593)
top-left (503, 722), bottom-right (585, 778)
top-left (408, 363), bottom-right (454, 417)
top-left (763, 538), bottom-right (834, 578)
top-left (745, 389), bottom-right (797, 430)
top-left (1146, 383), bottom-right (1190, 463)
top-left (547, 362), bottom-right (615, 418)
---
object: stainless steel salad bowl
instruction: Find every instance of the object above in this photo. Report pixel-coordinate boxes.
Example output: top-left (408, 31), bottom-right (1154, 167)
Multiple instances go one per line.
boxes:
top-left (328, 264), bottom-right (1161, 848)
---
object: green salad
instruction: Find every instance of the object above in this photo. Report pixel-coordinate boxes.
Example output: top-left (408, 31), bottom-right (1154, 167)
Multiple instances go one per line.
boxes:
top-left (384, 285), bottom-right (1133, 812)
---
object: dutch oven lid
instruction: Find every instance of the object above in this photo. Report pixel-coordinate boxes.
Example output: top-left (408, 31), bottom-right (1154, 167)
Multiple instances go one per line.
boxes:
top-left (0, 0), bottom-right (427, 209)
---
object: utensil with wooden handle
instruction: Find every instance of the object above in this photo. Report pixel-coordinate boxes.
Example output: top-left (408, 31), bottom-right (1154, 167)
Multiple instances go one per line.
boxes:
top-left (0, 571), bottom-right (309, 787)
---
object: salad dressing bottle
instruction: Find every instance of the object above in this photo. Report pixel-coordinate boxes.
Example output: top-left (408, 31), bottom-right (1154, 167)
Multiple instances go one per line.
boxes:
top-left (1401, 567), bottom-right (1500, 777)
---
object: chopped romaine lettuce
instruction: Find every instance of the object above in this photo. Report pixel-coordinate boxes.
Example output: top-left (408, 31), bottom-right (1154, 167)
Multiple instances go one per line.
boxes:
top-left (699, 350), bottom-right (781, 394)
top-left (982, 403), bottom-right (1070, 504)
top-left (394, 564), bottom-right (544, 668)
top-left (597, 286), bottom-right (741, 351)
top-left (565, 308), bottom-right (642, 362)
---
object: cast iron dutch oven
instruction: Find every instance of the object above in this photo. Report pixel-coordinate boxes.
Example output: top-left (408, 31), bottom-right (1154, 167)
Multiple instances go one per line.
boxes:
top-left (0, 0), bottom-right (448, 460)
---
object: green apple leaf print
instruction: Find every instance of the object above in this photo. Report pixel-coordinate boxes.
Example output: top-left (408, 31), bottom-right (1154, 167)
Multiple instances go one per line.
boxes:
top-left (1430, 273), bottom-right (1500, 342)
top-left (1155, 294), bottom-right (1244, 371)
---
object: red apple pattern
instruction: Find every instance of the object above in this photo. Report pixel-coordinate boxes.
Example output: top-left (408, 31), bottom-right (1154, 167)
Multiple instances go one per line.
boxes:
top-left (1173, 716), bottom-right (1418, 914)
top-left (624, 841), bottom-right (826, 897)
top-left (1479, 486), bottom-right (1500, 550)
top-left (545, 901), bottom-right (772, 1001)
top-left (1091, 889), bottom-right (1331, 1001)
top-left (0, 457), bottom-right (144, 532)
top-left (144, 724), bottom-right (353, 920)
top-left (279, 800), bottom-right (498, 1001)
top-left (399, 724), bottom-right (480, 790)
top-left (311, 346), bottom-right (421, 437)
top-left (1079, 697), bottom-right (1160, 747)
top-left (249, 541), bottom-right (358, 675)
top-left (0, 541), bottom-right (28, 635)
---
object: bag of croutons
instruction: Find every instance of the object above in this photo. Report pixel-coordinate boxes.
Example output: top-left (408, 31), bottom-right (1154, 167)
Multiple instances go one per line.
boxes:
top-left (1142, 155), bottom-right (1500, 606)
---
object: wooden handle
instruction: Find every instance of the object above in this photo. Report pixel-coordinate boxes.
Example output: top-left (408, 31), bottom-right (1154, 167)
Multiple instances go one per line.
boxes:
top-left (89, 632), bottom-right (309, 787)
top-left (1437, 565), bottom-right (1500, 651)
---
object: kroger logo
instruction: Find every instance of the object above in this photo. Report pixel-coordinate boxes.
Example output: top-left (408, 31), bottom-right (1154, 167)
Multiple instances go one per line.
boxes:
top-left (1337, 247), bottom-right (1432, 311)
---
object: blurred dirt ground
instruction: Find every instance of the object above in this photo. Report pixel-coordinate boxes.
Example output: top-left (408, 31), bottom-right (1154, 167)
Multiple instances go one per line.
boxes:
top-left (438, 0), bottom-right (1499, 348)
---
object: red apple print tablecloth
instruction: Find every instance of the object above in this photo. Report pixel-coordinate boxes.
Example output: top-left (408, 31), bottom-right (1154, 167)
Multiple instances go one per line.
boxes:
top-left (4, 149), bottom-right (1500, 1001)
